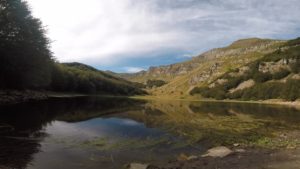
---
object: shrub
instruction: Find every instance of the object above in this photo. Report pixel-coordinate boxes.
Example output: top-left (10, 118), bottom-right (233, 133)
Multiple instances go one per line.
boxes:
top-left (253, 72), bottom-right (272, 83)
top-left (146, 80), bottom-right (167, 88)
top-left (290, 59), bottom-right (300, 73)
top-left (190, 86), bottom-right (226, 100)
top-left (272, 69), bottom-right (290, 80)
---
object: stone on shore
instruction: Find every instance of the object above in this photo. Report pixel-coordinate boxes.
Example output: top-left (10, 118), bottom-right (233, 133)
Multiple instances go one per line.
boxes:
top-left (126, 163), bottom-right (149, 169)
top-left (202, 146), bottom-right (233, 158)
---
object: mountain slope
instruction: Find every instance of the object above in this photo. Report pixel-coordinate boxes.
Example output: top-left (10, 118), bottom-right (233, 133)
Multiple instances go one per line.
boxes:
top-left (191, 38), bottom-right (300, 101)
top-left (119, 38), bottom-right (285, 97)
top-left (50, 62), bottom-right (146, 95)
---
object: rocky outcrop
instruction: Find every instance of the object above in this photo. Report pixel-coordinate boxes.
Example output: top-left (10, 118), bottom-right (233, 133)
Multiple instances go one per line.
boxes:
top-left (229, 79), bottom-right (255, 93)
top-left (258, 58), bottom-right (296, 73)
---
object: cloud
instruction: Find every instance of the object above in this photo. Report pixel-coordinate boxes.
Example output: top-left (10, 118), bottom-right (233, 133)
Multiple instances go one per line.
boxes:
top-left (124, 67), bottom-right (146, 73)
top-left (27, 0), bottom-right (300, 71)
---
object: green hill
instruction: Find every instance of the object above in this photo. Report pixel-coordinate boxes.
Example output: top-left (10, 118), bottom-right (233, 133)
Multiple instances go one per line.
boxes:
top-left (50, 62), bottom-right (146, 95)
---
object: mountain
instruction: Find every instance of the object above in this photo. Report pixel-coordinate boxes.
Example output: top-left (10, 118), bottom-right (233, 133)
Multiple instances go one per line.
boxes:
top-left (50, 62), bottom-right (146, 95)
top-left (191, 38), bottom-right (300, 101)
top-left (118, 38), bottom-right (287, 97)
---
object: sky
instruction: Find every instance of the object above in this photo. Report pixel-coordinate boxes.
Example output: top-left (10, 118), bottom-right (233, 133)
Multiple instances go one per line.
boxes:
top-left (27, 0), bottom-right (300, 73)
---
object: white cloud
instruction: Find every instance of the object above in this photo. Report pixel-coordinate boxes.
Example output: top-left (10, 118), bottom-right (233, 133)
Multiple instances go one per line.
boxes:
top-left (124, 67), bottom-right (146, 73)
top-left (26, 0), bottom-right (300, 69)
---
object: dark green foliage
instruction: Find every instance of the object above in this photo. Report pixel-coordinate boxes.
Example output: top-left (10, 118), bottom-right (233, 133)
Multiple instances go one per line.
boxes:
top-left (190, 86), bottom-right (226, 100)
top-left (223, 76), bottom-right (245, 90)
top-left (0, 0), bottom-right (53, 89)
top-left (272, 69), bottom-right (290, 80)
top-left (64, 62), bottom-right (98, 72)
top-left (253, 72), bottom-right (272, 83)
top-left (50, 63), bottom-right (146, 95)
top-left (290, 59), bottom-right (300, 73)
top-left (229, 79), bottom-right (300, 101)
top-left (286, 37), bottom-right (300, 46)
top-left (146, 79), bottom-right (167, 88)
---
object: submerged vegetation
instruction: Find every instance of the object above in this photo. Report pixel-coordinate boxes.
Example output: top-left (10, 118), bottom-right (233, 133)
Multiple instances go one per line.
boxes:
top-left (131, 101), bottom-right (300, 148)
top-left (1, 96), bottom-right (300, 168)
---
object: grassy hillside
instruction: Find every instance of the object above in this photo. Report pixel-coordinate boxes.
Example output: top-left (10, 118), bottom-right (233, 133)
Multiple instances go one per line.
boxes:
top-left (191, 38), bottom-right (300, 101)
top-left (50, 62), bottom-right (146, 95)
top-left (116, 37), bottom-right (300, 101)
top-left (136, 38), bottom-right (284, 97)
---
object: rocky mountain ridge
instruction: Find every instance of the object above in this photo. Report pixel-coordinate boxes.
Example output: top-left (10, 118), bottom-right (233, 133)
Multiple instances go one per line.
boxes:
top-left (190, 38), bottom-right (300, 101)
top-left (119, 38), bottom-right (283, 86)
top-left (114, 37), bottom-right (300, 101)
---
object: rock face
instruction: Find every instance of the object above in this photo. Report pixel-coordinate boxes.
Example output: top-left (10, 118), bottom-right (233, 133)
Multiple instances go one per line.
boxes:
top-left (202, 146), bottom-right (233, 158)
top-left (229, 79), bottom-right (255, 93)
top-left (258, 58), bottom-right (295, 73)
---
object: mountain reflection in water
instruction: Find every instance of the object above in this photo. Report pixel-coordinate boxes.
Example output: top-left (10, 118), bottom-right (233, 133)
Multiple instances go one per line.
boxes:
top-left (0, 97), bottom-right (300, 169)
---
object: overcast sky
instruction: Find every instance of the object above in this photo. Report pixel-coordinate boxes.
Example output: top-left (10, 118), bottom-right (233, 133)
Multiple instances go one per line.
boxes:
top-left (27, 0), bottom-right (300, 73)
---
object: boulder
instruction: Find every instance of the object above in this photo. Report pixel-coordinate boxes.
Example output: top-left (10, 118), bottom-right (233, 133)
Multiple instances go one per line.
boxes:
top-left (202, 146), bottom-right (233, 158)
top-left (126, 163), bottom-right (148, 169)
top-left (187, 155), bottom-right (198, 161)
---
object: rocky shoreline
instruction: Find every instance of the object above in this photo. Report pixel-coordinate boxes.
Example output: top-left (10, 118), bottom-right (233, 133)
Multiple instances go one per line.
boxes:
top-left (126, 146), bottom-right (300, 169)
top-left (0, 90), bottom-right (48, 105)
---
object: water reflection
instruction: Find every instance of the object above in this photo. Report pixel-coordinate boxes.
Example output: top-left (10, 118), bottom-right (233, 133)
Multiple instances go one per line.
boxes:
top-left (0, 97), bottom-right (145, 169)
top-left (0, 97), bottom-right (300, 169)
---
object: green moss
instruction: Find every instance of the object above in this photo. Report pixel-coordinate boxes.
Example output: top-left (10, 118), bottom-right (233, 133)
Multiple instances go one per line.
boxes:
top-left (76, 136), bottom-right (184, 151)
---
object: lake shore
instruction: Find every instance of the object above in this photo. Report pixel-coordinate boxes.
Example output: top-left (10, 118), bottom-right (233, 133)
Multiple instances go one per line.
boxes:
top-left (0, 90), bottom-right (48, 105)
top-left (131, 95), bottom-right (300, 110)
top-left (0, 90), bottom-right (137, 105)
top-left (146, 147), bottom-right (300, 169)
top-left (1, 90), bottom-right (299, 110)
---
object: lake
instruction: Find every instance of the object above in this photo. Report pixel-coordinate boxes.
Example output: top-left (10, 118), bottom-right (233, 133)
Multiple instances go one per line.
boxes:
top-left (0, 96), bottom-right (300, 169)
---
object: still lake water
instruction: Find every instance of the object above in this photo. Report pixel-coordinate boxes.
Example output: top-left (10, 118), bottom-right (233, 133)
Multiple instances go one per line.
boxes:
top-left (0, 96), bottom-right (300, 169)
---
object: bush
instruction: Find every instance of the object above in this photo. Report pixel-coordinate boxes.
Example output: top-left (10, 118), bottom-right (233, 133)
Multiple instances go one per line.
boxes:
top-left (228, 80), bottom-right (300, 101)
top-left (290, 59), bottom-right (300, 73)
top-left (272, 69), bottom-right (290, 80)
top-left (190, 86), bottom-right (226, 100)
top-left (253, 72), bottom-right (272, 83)
top-left (223, 76), bottom-right (245, 90)
top-left (146, 80), bottom-right (167, 88)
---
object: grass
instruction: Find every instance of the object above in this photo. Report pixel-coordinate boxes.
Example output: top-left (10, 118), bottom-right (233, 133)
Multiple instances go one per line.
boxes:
top-left (131, 95), bottom-right (300, 110)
